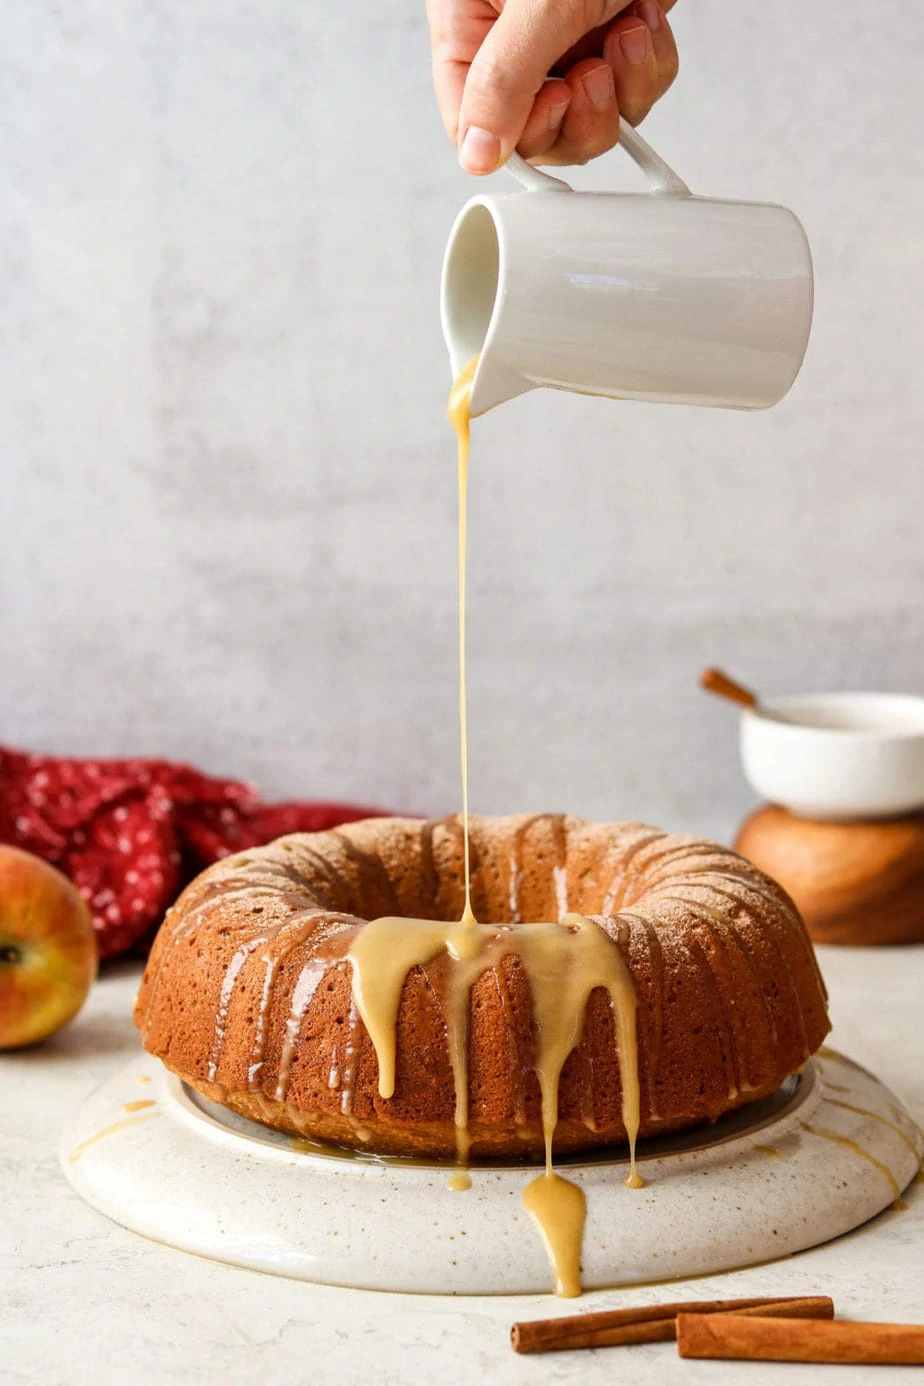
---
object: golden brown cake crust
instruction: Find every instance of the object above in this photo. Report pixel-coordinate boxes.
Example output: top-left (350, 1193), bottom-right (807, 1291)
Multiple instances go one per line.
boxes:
top-left (134, 814), bottom-right (830, 1158)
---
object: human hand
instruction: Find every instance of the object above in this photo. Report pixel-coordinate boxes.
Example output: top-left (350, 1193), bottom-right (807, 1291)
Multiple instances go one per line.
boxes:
top-left (426, 0), bottom-right (679, 173)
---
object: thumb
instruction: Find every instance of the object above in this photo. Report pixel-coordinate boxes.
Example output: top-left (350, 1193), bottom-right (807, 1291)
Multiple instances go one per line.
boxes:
top-left (458, 0), bottom-right (628, 173)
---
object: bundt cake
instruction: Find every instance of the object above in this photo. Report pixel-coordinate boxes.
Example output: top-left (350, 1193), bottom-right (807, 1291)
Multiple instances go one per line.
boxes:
top-left (135, 814), bottom-right (830, 1160)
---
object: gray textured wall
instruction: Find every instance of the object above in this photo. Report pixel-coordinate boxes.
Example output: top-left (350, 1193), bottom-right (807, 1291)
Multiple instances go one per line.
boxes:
top-left (3, 2), bottom-right (923, 845)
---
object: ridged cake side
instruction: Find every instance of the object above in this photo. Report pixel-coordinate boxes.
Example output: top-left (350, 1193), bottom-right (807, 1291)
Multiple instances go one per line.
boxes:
top-left (134, 815), bottom-right (830, 1157)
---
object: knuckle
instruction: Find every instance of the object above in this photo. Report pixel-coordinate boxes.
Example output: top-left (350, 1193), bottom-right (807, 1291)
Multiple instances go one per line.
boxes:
top-left (585, 0), bottom-right (630, 28)
top-left (428, 16), bottom-right (463, 58)
top-left (550, 0), bottom-right (626, 42)
top-left (467, 52), bottom-right (519, 103)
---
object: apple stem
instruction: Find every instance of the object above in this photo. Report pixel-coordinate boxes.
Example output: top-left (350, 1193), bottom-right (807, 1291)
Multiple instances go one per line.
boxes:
top-left (0, 945), bottom-right (22, 965)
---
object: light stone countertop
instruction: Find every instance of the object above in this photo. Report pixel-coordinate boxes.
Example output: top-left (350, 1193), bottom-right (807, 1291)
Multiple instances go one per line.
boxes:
top-left (3, 946), bottom-right (922, 1386)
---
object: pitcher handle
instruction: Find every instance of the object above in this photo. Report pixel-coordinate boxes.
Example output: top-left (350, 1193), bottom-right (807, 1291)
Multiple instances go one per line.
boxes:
top-left (506, 117), bottom-right (690, 196)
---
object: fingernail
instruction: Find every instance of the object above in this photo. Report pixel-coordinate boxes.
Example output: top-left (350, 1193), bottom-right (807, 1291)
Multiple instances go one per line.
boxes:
top-left (582, 65), bottom-right (615, 112)
top-left (459, 125), bottom-right (501, 174)
top-left (637, 0), bottom-right (661, 32)
top-left (619, 25), bottom-right (651, 66)
top-left (548, 96), bottom-right (569, 131)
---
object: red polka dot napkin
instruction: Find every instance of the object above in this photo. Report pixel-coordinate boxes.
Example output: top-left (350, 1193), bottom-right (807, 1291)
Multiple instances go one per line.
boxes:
top-left (0, 744), bottom-right (392, 959)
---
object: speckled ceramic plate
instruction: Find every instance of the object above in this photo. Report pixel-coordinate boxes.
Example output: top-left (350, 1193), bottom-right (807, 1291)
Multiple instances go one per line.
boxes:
top-left (60, 1049), bottom-right (922, 1294)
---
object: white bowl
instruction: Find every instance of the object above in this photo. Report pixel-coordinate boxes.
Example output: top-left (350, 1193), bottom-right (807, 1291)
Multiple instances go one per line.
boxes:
top-left (740, 692), bottom-right (924, 821)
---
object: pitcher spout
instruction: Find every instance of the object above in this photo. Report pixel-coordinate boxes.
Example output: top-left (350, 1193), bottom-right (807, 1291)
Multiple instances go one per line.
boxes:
top-left (467, 358), bottom-right (534, 418)
top-left (442, 195), bottom-right (533, 416)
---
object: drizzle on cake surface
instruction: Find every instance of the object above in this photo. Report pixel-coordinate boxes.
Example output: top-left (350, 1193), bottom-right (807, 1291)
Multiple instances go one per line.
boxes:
top-left (134, 813), bottom-right (830, 1159)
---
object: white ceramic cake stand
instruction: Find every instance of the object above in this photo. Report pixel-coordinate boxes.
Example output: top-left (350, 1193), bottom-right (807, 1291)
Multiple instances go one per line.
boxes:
top-left (61, 1049), bottom-right (922, 1295)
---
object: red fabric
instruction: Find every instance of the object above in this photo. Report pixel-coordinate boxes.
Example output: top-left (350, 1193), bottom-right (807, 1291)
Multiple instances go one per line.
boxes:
top-left (0, 745), bottom-right (391, 959)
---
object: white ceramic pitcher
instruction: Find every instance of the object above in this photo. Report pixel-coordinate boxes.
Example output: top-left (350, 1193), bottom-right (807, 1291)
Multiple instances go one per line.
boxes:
top-left (440, 122), bottom-right (814, 417)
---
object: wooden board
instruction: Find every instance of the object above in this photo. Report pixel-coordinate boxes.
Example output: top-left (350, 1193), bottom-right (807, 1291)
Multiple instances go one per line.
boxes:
top-left (735, 805), bottom-right (924, 946)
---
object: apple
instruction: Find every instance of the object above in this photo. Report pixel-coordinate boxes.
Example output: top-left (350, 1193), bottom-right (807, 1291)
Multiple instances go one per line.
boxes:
top-left (0, 845), bottom-right (97, 1049)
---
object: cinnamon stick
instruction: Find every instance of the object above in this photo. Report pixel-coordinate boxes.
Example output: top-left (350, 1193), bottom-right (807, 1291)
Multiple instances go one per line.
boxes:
top-left (510, 1295), bottom-right (831, 1355)
top-left (677, 1314), bottom-right (924, 1366)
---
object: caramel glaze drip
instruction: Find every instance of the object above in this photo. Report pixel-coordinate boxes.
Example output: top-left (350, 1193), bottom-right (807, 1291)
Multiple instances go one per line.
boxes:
top-left (800, 1122), bottom-right (902, 1202)
top-left (447, 363), bottom-right (643, 1293)
top-left (448, 355), bottom-right (478, 927)
top-left (347, 911), bottom-right (642, 1298)
top-left (820, 1097), bottom-right (922, 1158)
top-left (69, 1112), bottom-right (161, 1163)
top-left (348, 916), bottom-right (492, 1164)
